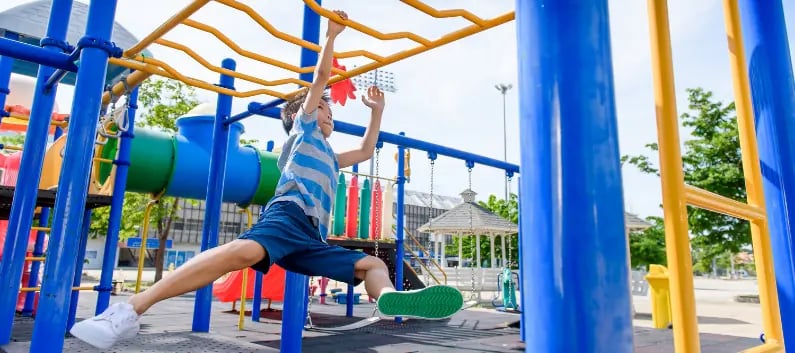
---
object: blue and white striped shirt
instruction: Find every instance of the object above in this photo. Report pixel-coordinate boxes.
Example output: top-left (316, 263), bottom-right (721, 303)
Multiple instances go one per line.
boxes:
top-left (267, 108), bottom-right (339, 238)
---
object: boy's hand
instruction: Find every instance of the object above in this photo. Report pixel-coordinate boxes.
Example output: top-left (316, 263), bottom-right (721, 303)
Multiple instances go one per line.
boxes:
top-left (362, 86), bottom-right (385, 111)
top-left (327, 10), bottom-right (348, 37)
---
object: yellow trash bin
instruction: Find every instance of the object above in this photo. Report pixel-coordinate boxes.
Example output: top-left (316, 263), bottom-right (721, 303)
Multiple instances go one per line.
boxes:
top-left (645, 264), bottom-right (672, 329)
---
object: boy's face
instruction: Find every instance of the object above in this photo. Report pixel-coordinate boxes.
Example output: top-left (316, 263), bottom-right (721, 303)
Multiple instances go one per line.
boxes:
top-left (316, 100), bottom-right (334, 138)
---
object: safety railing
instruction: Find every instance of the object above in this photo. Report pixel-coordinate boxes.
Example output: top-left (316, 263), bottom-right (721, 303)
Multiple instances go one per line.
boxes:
top-left (403, 229), bottom-right (446, 285)
top-left (104, 0), bottom-right (515, 100)
top-left (647, 0), bottom-right (782, 352)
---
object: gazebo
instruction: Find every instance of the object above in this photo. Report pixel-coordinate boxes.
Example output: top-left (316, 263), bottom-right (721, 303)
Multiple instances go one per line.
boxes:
top-left (417, 189), bottom-right (518, 269)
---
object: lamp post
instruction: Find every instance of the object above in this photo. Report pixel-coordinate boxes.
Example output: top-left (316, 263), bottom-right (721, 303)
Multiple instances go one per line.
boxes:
top-left (495, 83), bottom-right (512, 201)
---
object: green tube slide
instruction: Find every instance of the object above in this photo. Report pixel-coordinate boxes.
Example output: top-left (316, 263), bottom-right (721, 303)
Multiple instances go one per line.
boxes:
top-left (96, 115), bottom-right (281, 206)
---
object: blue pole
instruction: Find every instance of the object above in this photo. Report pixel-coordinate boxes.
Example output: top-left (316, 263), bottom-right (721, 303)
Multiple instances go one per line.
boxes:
top-left (281, 3), bottom-right (321, 352)
top-left (0, 37), bottom-right (78, 73)
top-left (0, 0), bottom-right (74, 345)
top-left (247, 104), bottom-right (520, 174)
top-left (739, 0), bottom-right (795, 345)
top-left (0, 31), bottom-right (18, 124)
top-left (67, 210), bottom-right (93, 331)
top-left (251, 141), bottom-right (274, 323)
top-left (29, 0), bottom-right (121, 350)
top-left (96, 82), bottom-right (139, 314)
top-left (395, 135), bottom-right (406, 324)
top-left (516, 174), bottom-right (525, 342)
top-left (515, 0), bottom-right (633, 352)
top-left (192, 59), bottom-right (236, 332)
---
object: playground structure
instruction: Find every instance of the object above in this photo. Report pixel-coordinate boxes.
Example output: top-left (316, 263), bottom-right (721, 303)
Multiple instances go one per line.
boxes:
top-left (0, 1), bottom-right (792, 353)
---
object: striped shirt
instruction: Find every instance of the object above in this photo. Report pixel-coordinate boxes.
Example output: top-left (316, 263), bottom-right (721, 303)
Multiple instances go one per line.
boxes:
top-left (267, 108), bottom-right (338, 239)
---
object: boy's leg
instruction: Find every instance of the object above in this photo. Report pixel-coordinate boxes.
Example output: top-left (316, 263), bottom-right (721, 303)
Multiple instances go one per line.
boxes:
top-left (281, 245), bottom-right (464, 320)
top-left (128, 239), bottom-right (267, 314)
top-left (69, 239), bottom-right (267, 349)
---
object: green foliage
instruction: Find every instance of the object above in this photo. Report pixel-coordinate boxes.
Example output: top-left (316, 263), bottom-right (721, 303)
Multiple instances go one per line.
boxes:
top-left (622, 87), bottom-right (750, 271)
top-left (89, 192), bottom-right (148, 240)
top-left (628, 216), bottom-right (667, 270)
top-left (0, 134), bottom-right (25, 152)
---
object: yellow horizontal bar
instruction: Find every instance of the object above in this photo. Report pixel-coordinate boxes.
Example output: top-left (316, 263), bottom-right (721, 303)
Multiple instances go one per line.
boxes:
top-left (309, 11), bottom-right (515, 90)
top-left (684, 184), bottom-right (766, 221)
top-left (94, 157), bottom-right (113, 164)
top-left (1, 145), bottom-right (22, 151)
top-left (303, 0), bottom-right (432, 46)
top-left (109, 57), bottom-right (289, 99)
top-left (19, 286), bottom-right (94, 293)
top-left (399, 0), bottom-right (488, 26)
top-left (212, 0), bottom-right (387, 66)
top-left (154, 38), bottom-right (307, 87)
top-left (741, 341), bottom-right (784, 353)
top-left (31, 226), bottom-right (49, 232)
top-left (102, 71), bottom-right (152, 105)
top-left (124, 0), bottom-right (210, 57)
top-left (181, 20), bottom-right (381, 76)
top-left (25, 256), bottom-right (45, 262)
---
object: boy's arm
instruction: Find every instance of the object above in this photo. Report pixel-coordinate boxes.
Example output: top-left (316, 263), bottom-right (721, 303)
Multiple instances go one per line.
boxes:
top-left (338, 86), bottom-right (385, 169)
top-left (302, 10), bottom-right (348, 116)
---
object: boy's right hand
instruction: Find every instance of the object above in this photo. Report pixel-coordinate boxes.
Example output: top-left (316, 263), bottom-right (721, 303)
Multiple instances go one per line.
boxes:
top-left (327, 10), bottom-right (348, 37)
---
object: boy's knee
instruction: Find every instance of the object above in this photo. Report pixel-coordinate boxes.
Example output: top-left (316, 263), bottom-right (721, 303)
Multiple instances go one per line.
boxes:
top-left (224, 240), bottom-right (266, 268)
top-left (356, 255), bottom-right (387, 272)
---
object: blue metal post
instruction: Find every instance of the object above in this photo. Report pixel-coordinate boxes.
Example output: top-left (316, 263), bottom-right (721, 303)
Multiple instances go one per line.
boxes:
top-left (192, 59), bottom-right (236, 332)
top-left (395, 135), bottom-right (406, 324)
top-left (29, 1), bottom-right (121, 350)
top-left (515, 0), bottom-right (634, 352)
top-left (67, 210), bottom-right (93, 331)
top-left (0, 31), bottom-right (18, 124)
top-left (281, 3), bottom-right (321, 351)
top-left (0, 0), bottom-right (74, 345)
top-left (96, 82), bottom-right (139, 314)
top-left (516, 174), bottom-right (525, 342)
top-left (739, 0), bottom-right (795, 345)
top-left (251, 140), bottom-right (275, 323)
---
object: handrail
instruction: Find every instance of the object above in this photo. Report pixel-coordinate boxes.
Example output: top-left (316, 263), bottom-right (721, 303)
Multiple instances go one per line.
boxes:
top-left (403, 242), bottom-right (441, 285)
top-left (403, 229), bottom-right (447, 284)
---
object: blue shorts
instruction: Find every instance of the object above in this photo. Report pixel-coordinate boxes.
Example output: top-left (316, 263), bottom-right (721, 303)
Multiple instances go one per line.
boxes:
top-left (238, 200), bottom-right (368, 286)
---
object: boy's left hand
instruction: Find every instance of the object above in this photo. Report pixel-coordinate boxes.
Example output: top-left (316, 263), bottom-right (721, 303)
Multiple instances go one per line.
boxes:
top-left (362, 86), bottom-right (385, 111)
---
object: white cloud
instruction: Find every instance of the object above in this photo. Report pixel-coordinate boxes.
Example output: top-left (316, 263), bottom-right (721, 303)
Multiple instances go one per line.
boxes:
top-left (2, 0), bottom-right (794, 222)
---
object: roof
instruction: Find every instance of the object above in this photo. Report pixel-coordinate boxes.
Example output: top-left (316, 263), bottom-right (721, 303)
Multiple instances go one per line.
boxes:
top-left (625, 212), bottom-right (652, 231)
top-left (416, 189), bottom-right (518, 234)
top-left (0, 0), bottom-right (152, 86)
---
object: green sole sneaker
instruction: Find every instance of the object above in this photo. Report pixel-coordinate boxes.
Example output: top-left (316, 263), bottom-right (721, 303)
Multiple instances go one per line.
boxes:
top-left (377, 285), bottom-right (464, 320)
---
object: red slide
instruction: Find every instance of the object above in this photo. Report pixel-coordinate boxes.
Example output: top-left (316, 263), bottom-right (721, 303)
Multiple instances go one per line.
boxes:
top-left (212, 265), bottom-right (286, 302)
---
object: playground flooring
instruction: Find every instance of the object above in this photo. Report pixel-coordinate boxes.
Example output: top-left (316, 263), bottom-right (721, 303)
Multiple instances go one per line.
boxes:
top-left (0, 289), bottom-right (764, 352)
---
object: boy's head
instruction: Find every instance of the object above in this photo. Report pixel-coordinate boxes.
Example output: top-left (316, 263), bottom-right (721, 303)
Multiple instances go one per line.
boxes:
top-left (281, 90), bottom-right (334, 138)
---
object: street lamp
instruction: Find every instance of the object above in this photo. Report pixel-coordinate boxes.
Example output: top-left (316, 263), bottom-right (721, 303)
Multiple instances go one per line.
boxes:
top-left (495, 83), bottom-right (512, 201)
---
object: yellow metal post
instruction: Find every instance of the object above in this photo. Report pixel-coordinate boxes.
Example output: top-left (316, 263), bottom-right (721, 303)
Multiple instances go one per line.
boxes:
top-left (645, 265), bottom-right (672, 329)
top-left (135, 199), bottom-right (159, 293)
top-left (722, 0), bottom-right (784, 346)
top-left (645, 0), bottom-right (700, 351)
top-left (238, 207), bottom-right (253, 330)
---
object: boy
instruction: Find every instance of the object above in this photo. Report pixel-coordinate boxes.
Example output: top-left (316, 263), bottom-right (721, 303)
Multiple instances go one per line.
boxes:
top-left (70, 9), bottom-right (464, 350)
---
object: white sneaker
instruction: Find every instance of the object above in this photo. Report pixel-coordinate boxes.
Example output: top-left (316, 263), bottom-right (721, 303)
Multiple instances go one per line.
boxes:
top-left (69, 302), bottom-right (140, 349)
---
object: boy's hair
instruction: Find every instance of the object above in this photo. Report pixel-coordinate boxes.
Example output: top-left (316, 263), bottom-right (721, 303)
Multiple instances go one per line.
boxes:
top-left (281, 90), bottom-right (330, 134)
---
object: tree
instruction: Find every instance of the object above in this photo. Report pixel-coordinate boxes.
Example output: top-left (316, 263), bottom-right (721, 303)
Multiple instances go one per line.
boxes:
top-left (621, 87), bottom-right (750, 273)
top-left (628, 216), bottom-right (667, 270)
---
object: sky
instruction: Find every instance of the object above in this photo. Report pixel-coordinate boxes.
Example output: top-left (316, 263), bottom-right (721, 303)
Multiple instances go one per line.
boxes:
top-left (2, 0), bottom-right (795, 221)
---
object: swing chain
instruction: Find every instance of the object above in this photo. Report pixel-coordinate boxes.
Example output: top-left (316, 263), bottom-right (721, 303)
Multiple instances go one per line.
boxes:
top-left (507, 174), bottom-right (513, 268)
top-left (424, 159), bottom-right (436, 285)
top-left (467, 167), bottom-right (477, 301)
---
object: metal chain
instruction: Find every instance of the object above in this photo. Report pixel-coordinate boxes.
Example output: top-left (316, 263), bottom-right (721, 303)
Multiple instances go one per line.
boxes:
top-left (468, 167), bottom-right (477, 301)
top-left (305, 277), bottom-right (314, 327)
top-left (373, 148), bottom-right (380, 258)
top-left (424, 159), bottom-right (435, 285)
top-left (507, 174), bottom-right (513, 268)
